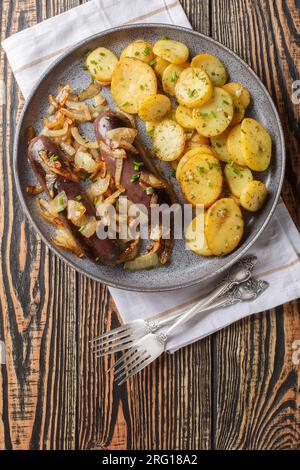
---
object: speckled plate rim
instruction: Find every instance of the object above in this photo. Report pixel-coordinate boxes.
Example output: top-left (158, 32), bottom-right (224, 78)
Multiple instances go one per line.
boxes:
top-left (14, 23), bottom-right (286, 292)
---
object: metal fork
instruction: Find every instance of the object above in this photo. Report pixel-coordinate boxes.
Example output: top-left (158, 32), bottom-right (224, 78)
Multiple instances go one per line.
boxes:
top-left (90, 255), bottom-right (257, 357)
top-left (112, 277), bottom-right (269, 384)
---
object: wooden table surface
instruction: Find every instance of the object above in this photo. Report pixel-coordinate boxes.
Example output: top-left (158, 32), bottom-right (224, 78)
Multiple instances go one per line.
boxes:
top-left (0, 0), bottom-right (299, 451)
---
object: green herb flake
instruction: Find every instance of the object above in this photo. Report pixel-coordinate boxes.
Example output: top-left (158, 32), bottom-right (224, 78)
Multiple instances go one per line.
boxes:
top-left (146, 187), bottom-right (154, 195)
top-left (82, 64), bottom-right (89, 71)
top-left (95, 256), bottom-right (100, 262)
top-left (142, 47), bottom-right (150, 56)
top-left (78, 225), bottom-right (86, 232)
top-left (161, 35), bottom-right (170, 40)
top-left (122, 101), bottom-right (130, 107)
top-left (75, 195), bottom-right (82, 201)
top-left (223, 100), bottom-right (230, 105)
top-left (130, 173), bottom-right (140, 183)
top-left (133, 161), bottom-right (144, 171)
top-left (149, 59), bottom-right (157, 66)
top-left (50, 155), bottom-right (59, 162)
top-left (170, 71), bottom-right (179, 83)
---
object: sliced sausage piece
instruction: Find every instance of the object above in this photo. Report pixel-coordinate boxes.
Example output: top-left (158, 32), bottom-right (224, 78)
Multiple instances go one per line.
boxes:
top-left (28, 135), bottom-right (120, 265)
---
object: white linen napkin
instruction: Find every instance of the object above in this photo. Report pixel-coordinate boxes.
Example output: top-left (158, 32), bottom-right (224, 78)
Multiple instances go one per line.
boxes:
top-left (3, 0), bottom-right (300, 352)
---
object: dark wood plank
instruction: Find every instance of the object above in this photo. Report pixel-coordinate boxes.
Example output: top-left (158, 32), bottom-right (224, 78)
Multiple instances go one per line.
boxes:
top-left (210, 0), bottom-right (300, 450)
top-left (0, 0), bottom-right (81, 450)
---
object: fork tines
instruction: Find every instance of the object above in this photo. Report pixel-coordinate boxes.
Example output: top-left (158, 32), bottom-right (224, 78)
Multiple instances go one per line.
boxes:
top-left (90, 325), bottom-right (134, 357)
top-left (109, 346), bottom-right (151, 385)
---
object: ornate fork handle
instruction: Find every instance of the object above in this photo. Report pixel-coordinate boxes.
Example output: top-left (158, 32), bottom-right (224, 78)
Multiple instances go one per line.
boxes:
top-left (145, 255), bottom-right (258, 334)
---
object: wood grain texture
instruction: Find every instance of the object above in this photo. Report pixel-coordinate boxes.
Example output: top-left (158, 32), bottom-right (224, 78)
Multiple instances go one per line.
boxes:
top-left (210, 0), bottom-right (300, 450)
top-left (0, 0), bottom-right (299, 451)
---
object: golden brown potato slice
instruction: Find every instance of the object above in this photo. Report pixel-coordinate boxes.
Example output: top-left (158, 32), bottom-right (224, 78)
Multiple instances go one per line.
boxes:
top-left (222, 84), bottom-right (245, 126)
top-left (111, 58), bottom-right (157, 113)
top-left (226, 124), bottom-right (246, 166)
top-left (179, 153), bottom-right (223, 207)
top-left (192, 87), bottom-right (233, 137)
top-left (152, 119), bottom-right (186, 161)
top-left (86, 47), bottom-right (118, 83)
top-left (138, 94), bottom-right (171, 121)
top-left (210, 128), bottom-right (231, 162)
top-left (162, 63), bottom-right (189, 96)
top-left (224, 162), bottom-right (253, 197)
top-left (153, 57), bottom-right (170, 78)
top-left (153, 39), bottom-right (189, 64)
top-left (191, 53), bottom-right (227, 86)
top-left (240, 180), bottom-right (268, 211)
top-left (205, 198), bottom-right (244, 255)
top-left (176, 146), bottom-right (214, 179)
top-left (241, 118), bottom-right (272, 171)
top-left (120, 40), bottom-right (155, 65)
top-left (223, 82), bottom-right (251, 109)
top-left (175, 67), bottom-right (213, 108)
top-left (175, 105), bottom-right (196, 130)
top-left (185, 212), bottom-right (213, 256)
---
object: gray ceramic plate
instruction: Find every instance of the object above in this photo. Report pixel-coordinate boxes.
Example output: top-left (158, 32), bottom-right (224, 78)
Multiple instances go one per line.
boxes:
top-left (14, 24), bottom-right (285, 292)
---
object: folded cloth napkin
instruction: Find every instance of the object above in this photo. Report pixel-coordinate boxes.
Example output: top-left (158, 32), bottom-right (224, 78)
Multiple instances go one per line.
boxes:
top-left (3, 0), bottom-right (300, 352)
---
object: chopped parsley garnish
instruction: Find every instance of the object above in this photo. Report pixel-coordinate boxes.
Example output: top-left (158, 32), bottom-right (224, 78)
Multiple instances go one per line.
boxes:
top-left (146, 187), bottom-right (154, 195)
top-left (160, 35), bottom-right (170, 40)
top-left (170, 71), bottom-right (179, 82)
top-left (57, 196), bottom-right (63, 205)
top-left (99, 52), bottom-right (106, 56)
top-left (130, 173), bottom-right (140, 183)
top-left (140, 84), bottom-right (145, 90)
top-left (135, 51), bottom-right (140, 56)
top-left (82, 64), bottom-right (89, 71)
top-left (75, 195), bottom-right (82, 201)
top-left (152, 146), bottom-right (160, 153)
top-left (95, 256), bottom-right (100, 262)
top-left (188, 88), bottom-right (197, 97)
top-left (133, 161), bottom-right (144, 171)
top-left (122, 101), bottom-right (130, 107)
top-left (223, 100), bottom-right (230, 105)
top-left (142, 47), bottom-right (150, 56)
top-left (78, 225), bottom-right (86, 232)
top-left (91, 60), bottom-right (98, 66)
top-left (149, 59), bottom-right (157, 66)
top-left (197, 166), bottom-right (205, 173)
top-left (50, 155), bottom-right (59, 161)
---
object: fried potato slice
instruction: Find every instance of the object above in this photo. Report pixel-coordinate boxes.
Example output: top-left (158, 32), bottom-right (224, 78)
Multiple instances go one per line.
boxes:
top-left (185, 212), bottom-right (213, 256)
top-left (138, 94), bottom-right (171, 121)
top-left (152, 119), bottom-right (186, 161)
top-left (176, 146), bottom-right (215, 179)
top-left (205, 198), bottom-right (244, 255)
top-left (226, 124), bottom-right (246, 166)
top-left (222, 84), bottom-right (245, 126)
top-left (162, 63), bottom-right (189, 95)
top-left (223, 82), bottom-right (251, 109)
top-left (241, 118), bottom-right (272, 171)
top-left (192, 87), bottom-right (233, 137)
top-left (111, 58), bottom-right (157, 113)
top-left (153, 57), bottom-right (170, 77)
top-left (224, 162), bottom-right (253, 197)
top-left (175, 105), bottom-right (196, 130)
top-left (175, 67), bottom-right (213, 108)
top-left (191, 53), bottom-right (227, 86)
top-left (210, 128), bottom-right (231, 162)
top-left (145, 120), bottom-right (160, 138)
top-left (120, 40), bottom-right (155, 65)
top-left (240, 180), bottom-right (268, 211)
top-left (86, 47), bottom-right (118, 83)
top-left (179, 153), bottom-right (223, 207)
top-left (153, 39), bottom-right (189, 64)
